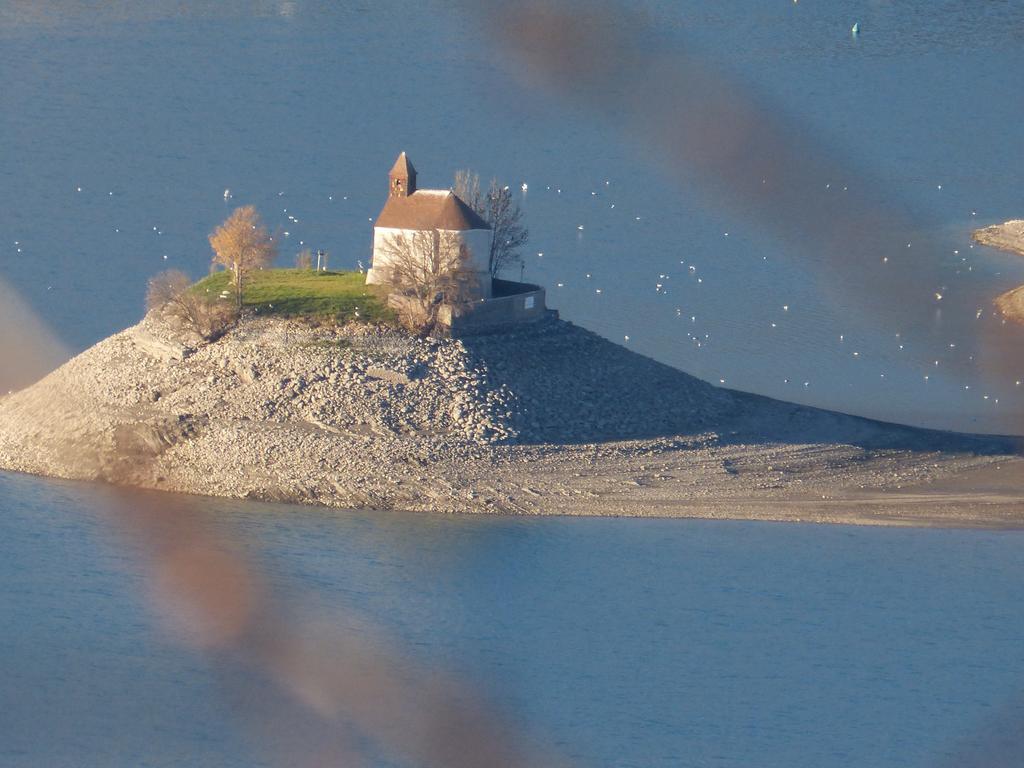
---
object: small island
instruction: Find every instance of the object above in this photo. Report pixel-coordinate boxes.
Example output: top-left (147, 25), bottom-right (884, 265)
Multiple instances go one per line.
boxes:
top-left (974, 220), bottom-right (1024, 325)
top-left (0, 157), bottom-right (1022, 527)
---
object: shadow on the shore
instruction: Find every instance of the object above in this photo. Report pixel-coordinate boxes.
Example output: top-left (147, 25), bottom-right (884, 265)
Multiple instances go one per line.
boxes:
top-left (718, 390), bottom-right (1020, 456)
top-left (460, 319), bottom-right (1020, 456)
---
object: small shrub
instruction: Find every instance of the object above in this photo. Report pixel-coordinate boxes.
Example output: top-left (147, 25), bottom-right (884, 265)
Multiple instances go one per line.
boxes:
top-left (147, 269), bottom-right (237, 341)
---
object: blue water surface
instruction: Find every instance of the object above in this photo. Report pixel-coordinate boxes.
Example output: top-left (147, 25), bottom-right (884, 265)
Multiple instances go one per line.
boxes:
top-left (1, 1), bottom-right (1023, 431)
top-left (3, 3), bottom-right (1024, 766)
top-left (3, 471), bottom-right (1024, 767)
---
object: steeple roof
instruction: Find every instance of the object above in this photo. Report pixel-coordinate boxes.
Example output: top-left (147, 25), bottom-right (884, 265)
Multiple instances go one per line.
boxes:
top-left (389, 152), bottom-right (416, 179)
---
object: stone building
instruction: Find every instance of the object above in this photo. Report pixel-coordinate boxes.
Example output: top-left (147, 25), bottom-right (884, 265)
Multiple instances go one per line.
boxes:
top-left (366, 152), bottom-right (495, 297)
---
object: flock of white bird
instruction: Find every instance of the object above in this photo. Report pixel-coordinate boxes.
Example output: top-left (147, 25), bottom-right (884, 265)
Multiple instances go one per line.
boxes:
top-left (11, 176), bottom-right (1011, 416)
top-left (516, 177), bottom-right (1015, 411)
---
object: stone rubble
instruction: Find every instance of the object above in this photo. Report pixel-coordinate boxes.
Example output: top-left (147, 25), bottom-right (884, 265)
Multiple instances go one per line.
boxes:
top-left (0, 311), bottom-right (1016, 521)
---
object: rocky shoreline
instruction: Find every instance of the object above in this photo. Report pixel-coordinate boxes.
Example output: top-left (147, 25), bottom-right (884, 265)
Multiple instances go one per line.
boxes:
top-left (973, 219), bottom-right (1024, 258)
top-left (974, 220), bottom-right (1024, 327)
top-left (0, 313), bottom-right (1021, 525)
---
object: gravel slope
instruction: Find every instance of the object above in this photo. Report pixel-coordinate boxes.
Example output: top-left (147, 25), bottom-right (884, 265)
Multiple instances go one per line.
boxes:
top-left (0, 312), bottom-right (1018, 523)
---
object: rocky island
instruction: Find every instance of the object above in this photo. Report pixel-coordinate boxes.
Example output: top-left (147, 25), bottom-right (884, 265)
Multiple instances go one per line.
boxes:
top-left (1, 304), bottom-right (1021, 527)
top-left (2, 157), bottom-right (1022, 528)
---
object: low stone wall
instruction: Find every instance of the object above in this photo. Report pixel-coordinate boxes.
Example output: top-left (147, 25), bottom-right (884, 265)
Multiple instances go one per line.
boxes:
top-left (441, 281), bottom-right (550, 336)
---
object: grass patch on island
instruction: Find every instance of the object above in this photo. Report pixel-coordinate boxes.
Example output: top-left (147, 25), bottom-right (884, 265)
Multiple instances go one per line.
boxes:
top-left (194, 269), bottom-right (395, 323)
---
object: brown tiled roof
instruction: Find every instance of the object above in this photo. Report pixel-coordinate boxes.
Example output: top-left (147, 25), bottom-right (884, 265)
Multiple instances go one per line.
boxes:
top-left (375, 190), bottom-right (491, 231)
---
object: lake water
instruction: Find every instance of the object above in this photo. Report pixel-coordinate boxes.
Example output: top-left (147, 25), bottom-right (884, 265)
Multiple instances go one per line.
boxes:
top-left (2, 1), bottom-right (1024, 433)
top-left (3, 2), bottom-right (1024, 766)
top-left (4, 471), bottom-right (1024, 768)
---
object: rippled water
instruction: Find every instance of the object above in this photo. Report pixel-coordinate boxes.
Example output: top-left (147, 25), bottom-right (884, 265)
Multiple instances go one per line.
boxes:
top-left (3, 3), bottom-right (1024, 765)
top-left (3, 471), bottom-right (1024, 767)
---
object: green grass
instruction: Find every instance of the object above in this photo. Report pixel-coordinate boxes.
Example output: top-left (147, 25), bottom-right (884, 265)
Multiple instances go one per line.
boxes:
top-left (194, 269), bottom-right (395, 324)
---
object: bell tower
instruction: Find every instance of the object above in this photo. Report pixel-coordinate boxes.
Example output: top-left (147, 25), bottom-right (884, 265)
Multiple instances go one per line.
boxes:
top-left (388, 152), bottom-right (417, 198)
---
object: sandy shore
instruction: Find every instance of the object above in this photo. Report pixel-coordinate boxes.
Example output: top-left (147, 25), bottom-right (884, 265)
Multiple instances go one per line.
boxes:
top-left (0, 313), bottom-right (1020, 527)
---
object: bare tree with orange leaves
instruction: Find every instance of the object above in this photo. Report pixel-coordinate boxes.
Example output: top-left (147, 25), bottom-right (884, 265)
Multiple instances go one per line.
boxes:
top-left (208, 206), bottom-right (277, 310)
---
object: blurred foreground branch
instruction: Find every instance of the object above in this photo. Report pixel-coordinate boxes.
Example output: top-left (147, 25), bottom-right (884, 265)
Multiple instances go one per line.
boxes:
top-left (473, 0), bottom-right (1024, 423)
top-left (0, 277), bottom-right (67, 393)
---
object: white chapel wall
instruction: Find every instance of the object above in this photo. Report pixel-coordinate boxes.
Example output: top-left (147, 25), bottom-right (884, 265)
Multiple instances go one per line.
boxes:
top-left (369, 226), bottom-right (494, 296)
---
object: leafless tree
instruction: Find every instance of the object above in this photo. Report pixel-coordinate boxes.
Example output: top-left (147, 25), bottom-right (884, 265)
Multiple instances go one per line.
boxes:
top-left (295, 248), bottom-right (313, 270)
top-left (454, 169), bottom-right (483, 212)
top-left (375, 230), bottom-right (479, 334)
top-left (146, 269), bottom-right (236, 341)
top-left (454, 170), bottom-right (529, 277)
top-left (209, 205), bottom-right (278, 309)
